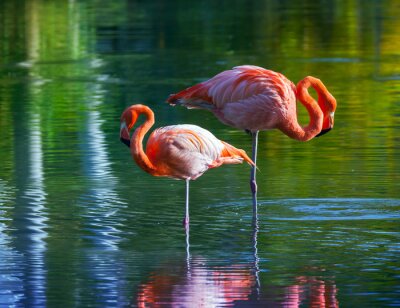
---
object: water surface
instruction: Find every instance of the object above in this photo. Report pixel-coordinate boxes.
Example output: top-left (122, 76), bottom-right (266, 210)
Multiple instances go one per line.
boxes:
top-left (0, 0), bottom-right (400, 307)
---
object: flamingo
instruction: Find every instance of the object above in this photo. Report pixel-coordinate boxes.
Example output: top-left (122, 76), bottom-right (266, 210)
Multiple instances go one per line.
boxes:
top-left (120, 104), bottom-right (254, 228)
top-left (167, 65), bottom-right (337, 211)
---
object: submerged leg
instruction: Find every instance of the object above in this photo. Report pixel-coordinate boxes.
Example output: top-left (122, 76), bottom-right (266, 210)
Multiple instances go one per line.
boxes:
top-left (250, 131), bottom-right (259, 215)
top-left (183, 179), bottom-right (190, 229)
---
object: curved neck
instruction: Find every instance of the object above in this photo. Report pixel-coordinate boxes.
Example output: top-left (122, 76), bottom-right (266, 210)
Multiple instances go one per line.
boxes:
top-left (129, 105), bottom-right (157, 174)
top-left (279, 76), bottom-right (324, 141)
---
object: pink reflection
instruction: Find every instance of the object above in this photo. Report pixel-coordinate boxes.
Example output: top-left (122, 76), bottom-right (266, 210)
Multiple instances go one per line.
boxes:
top-left (137, 260), bottom-right (255, 307)
top-left (283, 276), bottom-right (339, 308)
top-left (137, 260), bottom-right (339, 307)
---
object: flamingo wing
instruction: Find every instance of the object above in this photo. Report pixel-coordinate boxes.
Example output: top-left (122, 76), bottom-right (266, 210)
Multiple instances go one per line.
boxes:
top-left (168, 66), bottom-right (295, 107)
top-left (146, 125), bottom-right (251, 179)
top-left (167, 66), bottom-right (297, 131)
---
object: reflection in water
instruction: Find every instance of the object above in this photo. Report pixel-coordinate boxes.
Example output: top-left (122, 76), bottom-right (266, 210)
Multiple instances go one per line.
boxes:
top-left (10, 111), bottom-right (48, 306)
top-left (136, 259), bottom-right (339, 307)
top-left (23, 113), bottom-right (48, 306)
top-left (1, 0), bottom-right (399, 306)
top-left (0, 180), bottom-right (24, 306)
top-left (283, 276), bottom-right (338, 308)
top-left (137, 218), bottom-right (339, 307)
top-left (79, 83), bottom-right (126, 250)
top-left (4, 3), bottom-right (50, 302)
top-left (136, 256), bottom-right (255, 307)
top-left (252, 214), bottom-right (261, 302)
top-left (137, 221), bottom-right (257, 307)
top-left (78, 82), bottom-right (128, 303)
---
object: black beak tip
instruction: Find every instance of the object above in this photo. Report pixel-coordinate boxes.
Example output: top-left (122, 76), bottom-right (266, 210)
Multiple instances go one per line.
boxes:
top-left (120, 137), bottom-right (130, 148)
top-left (316, 127), bottom-right (332, 137)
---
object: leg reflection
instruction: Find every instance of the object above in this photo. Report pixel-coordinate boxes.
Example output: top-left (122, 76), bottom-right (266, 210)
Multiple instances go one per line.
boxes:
top-left (251, 209), bottom-right (260, 301)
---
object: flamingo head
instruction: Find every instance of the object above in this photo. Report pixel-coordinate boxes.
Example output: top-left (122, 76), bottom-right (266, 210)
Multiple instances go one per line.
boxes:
top-left (120, 107), bottom-right (138, 147)
top-left (120, 122), bottom-right (131, 147)
top-left (316, 111), bottom-right (335, 137)
top-left (316, 91), bottom-right (336, 137)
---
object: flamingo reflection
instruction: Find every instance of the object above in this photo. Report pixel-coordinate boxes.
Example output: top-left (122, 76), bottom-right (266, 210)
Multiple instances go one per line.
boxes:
top-left (137, 257), bottom-right (255, 307)
top-left (137, 222), bottom-right (256, 307)
top-left (282, 276), bottom-right (339, 308)
top-left (136, 219), bottom-right (338, 307)
top-left (136, 262), bottom-right (339, 307)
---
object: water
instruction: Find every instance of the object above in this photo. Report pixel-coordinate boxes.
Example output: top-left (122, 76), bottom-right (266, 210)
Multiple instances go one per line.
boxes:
top-left (1, 0), bottom-right (400, 307)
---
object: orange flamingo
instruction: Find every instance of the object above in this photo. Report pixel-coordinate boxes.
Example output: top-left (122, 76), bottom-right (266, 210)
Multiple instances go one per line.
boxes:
top-left (167, 65), bottom-right (337, 209)
top-left (120, 104), bottom-right (254, 227)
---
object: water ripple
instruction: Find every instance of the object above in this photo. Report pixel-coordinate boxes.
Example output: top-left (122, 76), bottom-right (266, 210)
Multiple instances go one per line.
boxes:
top-left (261, 198), bottom-right (400, 221)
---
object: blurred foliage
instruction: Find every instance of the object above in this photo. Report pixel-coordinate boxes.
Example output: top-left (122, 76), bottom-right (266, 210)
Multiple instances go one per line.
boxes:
top-left (0, 0), bottom-right (399, 202)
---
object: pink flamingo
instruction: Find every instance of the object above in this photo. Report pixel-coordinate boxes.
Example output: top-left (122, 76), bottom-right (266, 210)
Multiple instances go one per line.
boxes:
top-left (120, 104), bottom-right (254, 228)
top-left (167, 65), bottom-right (337, 210)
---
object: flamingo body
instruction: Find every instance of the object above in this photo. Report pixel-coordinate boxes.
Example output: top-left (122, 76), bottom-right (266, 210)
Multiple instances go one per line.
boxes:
top-left (169, 65), bottom-right (296, 133)
top-left (167, 65), bottom-right (337, 208)
top-left (145, 124), bottom-right (250, 180)
top-left (120, 104), bottom-right (253, 227)
top-left (167, 65), bottom-right (336, 140)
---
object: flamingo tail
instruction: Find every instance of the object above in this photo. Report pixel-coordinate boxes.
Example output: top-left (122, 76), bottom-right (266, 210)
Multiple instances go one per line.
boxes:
top-left (207, 141), bottom-right (255, 169)
top-left (167, 84), bottom-right (215, 110)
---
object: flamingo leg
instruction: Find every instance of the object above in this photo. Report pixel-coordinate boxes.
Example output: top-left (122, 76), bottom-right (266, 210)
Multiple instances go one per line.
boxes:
top-left (183, 179), bottom-right (190, 229)
top-left (250, 131), bottom-right (258, 215)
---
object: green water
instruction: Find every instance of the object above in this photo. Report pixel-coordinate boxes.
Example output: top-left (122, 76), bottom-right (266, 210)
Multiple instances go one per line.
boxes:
top-left (0, 0), bottom-right (399, 307)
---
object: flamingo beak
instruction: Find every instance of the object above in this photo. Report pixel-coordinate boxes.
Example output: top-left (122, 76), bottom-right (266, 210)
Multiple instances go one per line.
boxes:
top-left (120, 121), bottom-right (131, 148)
top-left (316, 127), bottom-right (331, 137)
top-left (316, 112), bottom-right (334, 137)
top-left (120, 137), bottom-right (130, 147)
